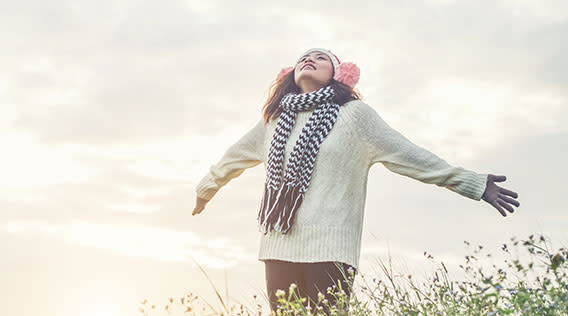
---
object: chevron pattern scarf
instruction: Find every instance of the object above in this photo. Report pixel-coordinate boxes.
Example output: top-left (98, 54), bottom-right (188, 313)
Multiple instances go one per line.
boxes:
top-left (257, 85), bottom-right (340, 234)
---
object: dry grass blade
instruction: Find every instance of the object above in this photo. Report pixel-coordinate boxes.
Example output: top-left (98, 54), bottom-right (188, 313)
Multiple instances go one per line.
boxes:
top-left (190, 256), bottom-right (230, 315)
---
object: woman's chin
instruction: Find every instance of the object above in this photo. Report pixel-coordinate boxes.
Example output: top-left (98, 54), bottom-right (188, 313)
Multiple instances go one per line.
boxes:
top-left (295, 75), bottom-right (330, 87)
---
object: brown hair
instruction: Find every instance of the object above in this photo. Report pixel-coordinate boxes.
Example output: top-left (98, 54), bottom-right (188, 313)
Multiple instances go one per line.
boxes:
top-left (261, 69), bottom-right (363, 124)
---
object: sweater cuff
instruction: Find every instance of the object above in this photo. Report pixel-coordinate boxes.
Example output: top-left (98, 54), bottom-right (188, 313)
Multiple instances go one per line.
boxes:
top-left (453, 171), bottom-right (488, 201)
top-left (195, 173), bottom-right (218, 201)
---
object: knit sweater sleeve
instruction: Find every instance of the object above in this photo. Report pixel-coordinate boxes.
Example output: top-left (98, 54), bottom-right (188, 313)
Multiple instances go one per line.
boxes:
top-left (353, 101), bottom-right (488, 201)
top-left (195, 118), bottom-right (266, 201)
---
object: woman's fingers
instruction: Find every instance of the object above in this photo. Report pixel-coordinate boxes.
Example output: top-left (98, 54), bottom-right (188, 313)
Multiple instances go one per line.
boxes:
top-left (192, 197), bottom-right (209, 216)
top-left (491, 175), bottom-right (507, 182)
top-left (489, 174), bottom-right (518, 198)
top-left (497, 198), bottom-right (514, 213)
top-left (192, 203), bottom-right (205, 215)
top-left (492, 200), bottom-right (507, 217)
top-left (499, 193), bottom-right (520, 207)
top-left (500, 187), bottom-right (518, 199)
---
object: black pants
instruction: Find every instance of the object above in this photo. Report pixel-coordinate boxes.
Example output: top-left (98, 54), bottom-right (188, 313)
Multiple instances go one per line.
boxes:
top-left (264, 260), bottom-right (357, 314)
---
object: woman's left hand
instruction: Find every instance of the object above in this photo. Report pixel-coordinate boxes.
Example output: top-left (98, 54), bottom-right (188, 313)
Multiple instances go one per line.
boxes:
top-left (481, 174), bottom-right (520, 217)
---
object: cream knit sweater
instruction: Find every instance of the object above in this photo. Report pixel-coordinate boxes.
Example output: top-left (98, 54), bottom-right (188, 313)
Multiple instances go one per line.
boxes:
top-left (195, 100), bottom-right (488, 271)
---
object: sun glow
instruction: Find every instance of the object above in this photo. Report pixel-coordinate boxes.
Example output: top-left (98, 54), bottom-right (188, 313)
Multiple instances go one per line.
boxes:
top-left (76, 299), bottom-right (124, 316)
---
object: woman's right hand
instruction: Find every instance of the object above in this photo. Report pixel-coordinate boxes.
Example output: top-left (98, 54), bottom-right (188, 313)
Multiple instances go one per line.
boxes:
top-left (192, 196), bottom-right (209, 216)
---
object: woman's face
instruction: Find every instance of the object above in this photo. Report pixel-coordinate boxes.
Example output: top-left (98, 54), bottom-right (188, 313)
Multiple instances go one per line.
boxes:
top-left (294, 52), bottom-right (334, 93)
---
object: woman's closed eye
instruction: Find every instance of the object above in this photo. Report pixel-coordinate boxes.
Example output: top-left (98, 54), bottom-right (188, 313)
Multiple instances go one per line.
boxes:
top-left (301, 56), bottom-right (327, 62)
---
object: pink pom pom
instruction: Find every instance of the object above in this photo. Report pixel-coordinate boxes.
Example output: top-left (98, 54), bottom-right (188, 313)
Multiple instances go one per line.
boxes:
top-left (334, 62), bottom-right (360, 88)
top-left (276, 66), bottom-right (294, 81)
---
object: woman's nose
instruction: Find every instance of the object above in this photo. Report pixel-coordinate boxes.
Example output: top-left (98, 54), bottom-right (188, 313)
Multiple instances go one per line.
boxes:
top-left (298, 56), bottom-right (315, 69)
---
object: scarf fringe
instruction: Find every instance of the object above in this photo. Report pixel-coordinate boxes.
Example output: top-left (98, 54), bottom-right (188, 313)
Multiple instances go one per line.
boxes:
top-left (257, 182), bottom-right (285, 234)
top-left (257, 180), bottom-right (305, 235)
top-left (276, 183), bottom-right (304, 234)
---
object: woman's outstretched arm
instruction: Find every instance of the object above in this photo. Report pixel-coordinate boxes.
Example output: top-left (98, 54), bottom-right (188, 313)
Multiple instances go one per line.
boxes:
top-left (193, 118), bottom-right (265, 215)
top-left (352, 101), bottom-right (520, 216)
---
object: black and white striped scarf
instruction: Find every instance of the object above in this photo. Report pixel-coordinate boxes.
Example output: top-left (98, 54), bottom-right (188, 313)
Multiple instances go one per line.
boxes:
top-left (257, 85), bottom-right (340, 234)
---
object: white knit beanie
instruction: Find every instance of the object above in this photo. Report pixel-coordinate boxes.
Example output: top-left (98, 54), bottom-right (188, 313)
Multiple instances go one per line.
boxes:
top-left (295, 48), bottom-right (341, 72)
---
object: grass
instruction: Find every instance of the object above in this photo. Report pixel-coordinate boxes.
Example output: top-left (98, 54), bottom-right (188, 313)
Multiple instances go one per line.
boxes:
top-left (138, 233), bottom-right (568, 315)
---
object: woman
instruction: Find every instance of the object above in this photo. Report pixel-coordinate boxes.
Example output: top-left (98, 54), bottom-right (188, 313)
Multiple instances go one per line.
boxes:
top-left (192, 48), bottom-right (520, 314)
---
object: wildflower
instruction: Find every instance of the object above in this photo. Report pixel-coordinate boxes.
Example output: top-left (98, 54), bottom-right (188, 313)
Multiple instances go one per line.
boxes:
top-left (289, 283), bottom-right (297, 292)
top-left (347, 267), bottom-right (355, 278)
top-left (275, 289), bottom-right (286, 298)
top-left (551, 253), bottom-right (565, 270)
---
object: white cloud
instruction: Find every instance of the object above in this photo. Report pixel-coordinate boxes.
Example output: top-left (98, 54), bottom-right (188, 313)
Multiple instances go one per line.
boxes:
top-left (381, 77), bottom-right (568, 161)
top-left (0, 132), bottom-right (96, 191)
top-left (106, 203), bottom-right (159, 214)
top-left (3, 220), bottom-right (249, 268)
top-left (503, 0), bottom-right (568, 24)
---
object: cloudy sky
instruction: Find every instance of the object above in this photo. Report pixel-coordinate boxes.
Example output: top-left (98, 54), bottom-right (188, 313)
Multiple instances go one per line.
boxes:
top-left (1, 0), bottom-right (567, 315)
